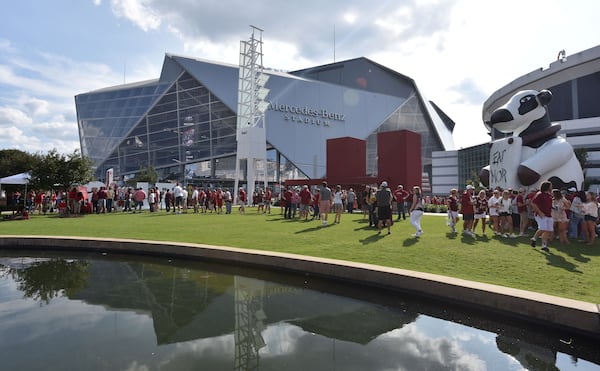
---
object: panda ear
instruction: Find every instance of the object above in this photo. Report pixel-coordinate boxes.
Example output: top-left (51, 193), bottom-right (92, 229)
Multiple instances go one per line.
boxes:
top-left (537, 90), bottom-right (552, 106)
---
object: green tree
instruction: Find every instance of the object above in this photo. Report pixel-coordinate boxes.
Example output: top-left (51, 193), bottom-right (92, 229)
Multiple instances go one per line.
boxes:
top-left (7, 259), bottom-right (90, 305)
top-left (30, 149), bottom-right (93, 189)
top-left (0, 149), bottom-right (36, 177)
top-left (137, 165), bottom-right (159, 184)
top-left (574, 147), bottom-right (588, 169)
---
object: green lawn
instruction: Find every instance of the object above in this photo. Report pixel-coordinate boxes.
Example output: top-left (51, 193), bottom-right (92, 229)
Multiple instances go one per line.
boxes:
top-left (1, 209), bottom-right (599, 303)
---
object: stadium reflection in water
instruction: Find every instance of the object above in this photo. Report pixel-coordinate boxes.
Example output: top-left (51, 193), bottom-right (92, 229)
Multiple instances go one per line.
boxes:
top-left (0, 251), bottom-right (598, 371)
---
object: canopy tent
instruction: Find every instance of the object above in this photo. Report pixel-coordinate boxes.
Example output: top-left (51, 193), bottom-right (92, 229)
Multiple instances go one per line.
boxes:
top-left (0, 172), bottom-right (30, 185)
top-left (0, 172), bottom-right (31, 201)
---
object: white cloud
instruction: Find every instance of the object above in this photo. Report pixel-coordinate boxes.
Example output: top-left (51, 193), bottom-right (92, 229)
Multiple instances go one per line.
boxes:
top-left (23, 97), bottom-right (50, 116)
top-left (0, 107), bottom-right (32, 126)
top-left (93, 0), bottom-right (102, 5)
top-left (110, 0), bottom-right (161, 32)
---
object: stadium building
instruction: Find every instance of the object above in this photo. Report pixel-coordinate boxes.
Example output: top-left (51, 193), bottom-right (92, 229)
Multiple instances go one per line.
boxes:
top-left (76, 54), bottom-right (455, 187)
top-left (432, 44), bottom-right (600, 194)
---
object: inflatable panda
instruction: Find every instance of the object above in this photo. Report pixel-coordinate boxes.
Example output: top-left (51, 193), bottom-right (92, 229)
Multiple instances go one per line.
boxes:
top-left (480, 89), bottom-right (583, 190)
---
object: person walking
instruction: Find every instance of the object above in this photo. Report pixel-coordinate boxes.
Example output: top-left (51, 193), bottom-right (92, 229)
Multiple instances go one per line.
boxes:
top-left (332, 185), bottom-right (344, 224)
top-left (319, 181), bottom-right (332, 227)
top-left (224, 188), bottom-right (233, 214)
top-left (409, 186), bottom-right (424, 237)
top-left (238, 187), bottom-right (247, 214)
top-left (173, 183), bottom-right (183, 214)
top-left (530, 181), bottom-right (554, 252)
top-left (461, 185), bottom-right (476, 237)
top-left (447, 189), bottom-right (459, 233)
top-left (375, 181), bottom-right (393, 235)
top-left (283, 187), bottom-right (293, 219)
top-left (346, 188), bottom-right (356, 214)
top-left (498, 190), bottom-right (517, 238)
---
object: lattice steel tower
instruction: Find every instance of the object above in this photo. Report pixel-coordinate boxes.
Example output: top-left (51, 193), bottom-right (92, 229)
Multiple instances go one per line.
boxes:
top-left (234, 26), bottom-right (270, 202)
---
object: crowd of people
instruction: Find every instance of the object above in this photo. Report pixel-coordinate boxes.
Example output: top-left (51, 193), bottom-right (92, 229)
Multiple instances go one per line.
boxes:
top-left (5, 179), bottom-right (600, 251)
top-left (445, 181), bottom-right (600, 251)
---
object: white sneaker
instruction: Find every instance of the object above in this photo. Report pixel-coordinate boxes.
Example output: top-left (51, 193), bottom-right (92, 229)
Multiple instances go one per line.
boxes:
top-left (509, 234), bottom-right (517, 239)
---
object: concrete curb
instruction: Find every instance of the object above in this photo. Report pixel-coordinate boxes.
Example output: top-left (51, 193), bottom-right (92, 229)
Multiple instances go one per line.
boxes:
top-left (0, 235), bottom-right (598, 337)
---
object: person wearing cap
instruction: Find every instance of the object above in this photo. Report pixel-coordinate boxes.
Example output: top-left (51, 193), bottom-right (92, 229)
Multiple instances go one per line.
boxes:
top-left (375, 181), bottom-right (393, 235)
top-left (461, 185), bottom-right (476, 237)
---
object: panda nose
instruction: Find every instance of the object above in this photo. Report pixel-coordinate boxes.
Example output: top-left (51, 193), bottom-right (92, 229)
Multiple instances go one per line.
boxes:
top-left (490, 109), bottom-right (514, 125)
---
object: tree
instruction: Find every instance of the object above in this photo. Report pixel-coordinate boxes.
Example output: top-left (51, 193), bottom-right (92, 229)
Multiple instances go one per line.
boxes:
top-left (0, 149), bottom-right (36, 177)
top-left (136, 165), bottom-right (159, 184)
top-left (574, 148), bottom-right (588, 169)
top-left (30, 149), bottom-right (93, 190)
top-left (7, 259), bottom-right (90, 305)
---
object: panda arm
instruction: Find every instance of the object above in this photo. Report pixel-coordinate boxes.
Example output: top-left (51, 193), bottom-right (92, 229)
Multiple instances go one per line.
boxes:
top-left (520, 138), bottom-right (573, 176)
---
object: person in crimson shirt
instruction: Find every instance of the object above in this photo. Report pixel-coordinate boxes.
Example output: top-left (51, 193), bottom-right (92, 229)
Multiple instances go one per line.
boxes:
top-left (238, 187), bottom-right (247, 214)
top-left (516, 189), bottom-right (528, 236)
top-left (312, 189), bottom-right (321, 220)
top-left (447, 189), bottom-right (459, 234)
top-left (473, 190), bottom-right (488, 235)
top-left (283, 187), bottom-right (293, 219)
top-left (530, 181), bottom-right (554, 252)
top-left (264, 188), bottom-right (272, 214)
top-left (393, 185), bottom-right (410, 221)
top-left (461, 185), bottom-right (476, 237)
top-left (299, 185), bottom-right (312, 221)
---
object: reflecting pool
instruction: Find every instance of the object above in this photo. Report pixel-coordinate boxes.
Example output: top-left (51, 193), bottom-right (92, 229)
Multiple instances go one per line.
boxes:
top-left (0, 250), bottom-right (598, 371)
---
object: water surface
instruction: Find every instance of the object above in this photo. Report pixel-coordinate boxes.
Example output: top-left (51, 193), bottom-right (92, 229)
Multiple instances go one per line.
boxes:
top-left (0, 250), bottom-right (598, 371)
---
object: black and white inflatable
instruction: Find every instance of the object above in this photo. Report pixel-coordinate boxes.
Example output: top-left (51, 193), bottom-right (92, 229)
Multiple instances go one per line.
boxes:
top-left (480, 89), bottom-right (583, 190)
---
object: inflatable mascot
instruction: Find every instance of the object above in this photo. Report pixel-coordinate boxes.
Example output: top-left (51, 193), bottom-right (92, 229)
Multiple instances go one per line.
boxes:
top-left (480, 89), bottom-right (583, 190)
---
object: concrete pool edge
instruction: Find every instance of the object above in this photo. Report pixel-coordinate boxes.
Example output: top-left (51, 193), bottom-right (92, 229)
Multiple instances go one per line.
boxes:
top-left (1, 235), bottom-right (599, 337)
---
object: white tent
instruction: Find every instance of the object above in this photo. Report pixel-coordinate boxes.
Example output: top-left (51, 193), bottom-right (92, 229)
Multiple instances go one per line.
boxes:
top-left (0, 172), bottom-right (31, 200)
top-left (0, 172), bottom-right (31, 185)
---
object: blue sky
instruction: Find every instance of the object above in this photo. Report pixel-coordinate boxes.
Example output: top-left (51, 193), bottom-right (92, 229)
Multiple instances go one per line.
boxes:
top-left (1, 0), bottom-right (599, 153)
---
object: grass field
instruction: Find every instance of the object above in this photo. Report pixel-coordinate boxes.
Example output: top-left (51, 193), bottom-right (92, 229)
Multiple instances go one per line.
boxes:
top-left (1, 208), bottom-right (599, 303)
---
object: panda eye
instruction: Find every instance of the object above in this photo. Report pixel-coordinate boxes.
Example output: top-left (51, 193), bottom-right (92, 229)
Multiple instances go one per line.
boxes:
top-left (520, 96), bottom-right (533, 103)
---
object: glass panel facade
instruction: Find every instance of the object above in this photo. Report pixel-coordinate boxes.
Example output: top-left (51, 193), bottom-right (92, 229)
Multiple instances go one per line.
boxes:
top-left (96, 72), bottom-right (239, 179)
top-left (458, 143), bottom-right (490, 188)
top-left (577, 72), bottom-right (600, 119)
top-left (76, 81), bottom-right (171, 168)
top-left (366, 94), bottom-right (444, 176)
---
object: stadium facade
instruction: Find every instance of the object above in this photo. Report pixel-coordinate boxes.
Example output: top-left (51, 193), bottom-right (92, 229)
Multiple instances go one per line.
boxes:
top-left (76, 55), bottom-right (455, 186)
top-left (432, 44), bottom-right (600, 194)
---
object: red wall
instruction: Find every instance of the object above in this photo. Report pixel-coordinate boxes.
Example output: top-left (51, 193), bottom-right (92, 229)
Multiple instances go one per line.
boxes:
top-left (326, 137), bottom-right (366, 184)
top-left (377, 130), bottom-right (421, 189)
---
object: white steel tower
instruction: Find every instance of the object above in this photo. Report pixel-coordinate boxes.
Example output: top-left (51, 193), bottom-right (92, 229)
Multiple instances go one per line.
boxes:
top-left (234, 26), bottom-right (270, 202)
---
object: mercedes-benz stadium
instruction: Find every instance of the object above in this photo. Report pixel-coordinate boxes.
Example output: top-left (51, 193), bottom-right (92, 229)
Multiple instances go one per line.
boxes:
top-left (76, 54), bottom-right (455, 187)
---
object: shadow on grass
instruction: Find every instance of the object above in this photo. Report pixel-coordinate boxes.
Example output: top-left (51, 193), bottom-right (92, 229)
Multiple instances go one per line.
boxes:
top-left (402, 237), bottom-right (419, 247)
top-left (552, 242), bottom-right (598, 263)
top-left (445, 232), bottom-right (458, 240)
top-left (294, 225), bottom-right (327, 234)
top-left (540, 249), bottom-right (582, 273)
top-left (460, 235), bottom-right (476, 245)
top-left (359, 233), bottom-right (386, 245)
top-left (354, 225), bottom-right (376, 231)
